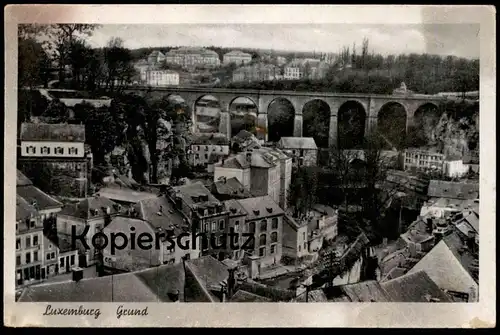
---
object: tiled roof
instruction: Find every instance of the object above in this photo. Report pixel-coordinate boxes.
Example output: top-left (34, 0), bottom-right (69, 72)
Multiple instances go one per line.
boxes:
top-left (59, 196), bottom-right (119, 220)
top-left (16, 185), bottom-right (62, 211)
top-left (381, 270), bottom-right (452, 302)
top-left (293, 289), bottom-right (328, 302)
top-left (232, 130), bottom-right (257, 142)
top-left (224, 50), bottom-right (252, 57)
top-left (16, 170), bottom-right (33, 186)
top-left (191, 133), bottom-right (229, 145)
top-left (18, 262), bottom-right (186, 302)
top-left (184, 255), bottom-right (230, 302)
top-left (236, 281), bottom-right (295, 302)
top-left (237, 195), bottom-right (284, 221)
top-left (20, 123), bottom-right (85, 142)
top-left (332, 280), bottom-right (390, 302)
top-left (94, 187), bottom-right (158, 204)
top-left (214, 177), bottom-right (252, 198)
top-left (134, 196), bottom-right (188, 236)
top-left (427, 180), bottom-right (479, 200)
top-left (279, 137), bottom-right (318, 150)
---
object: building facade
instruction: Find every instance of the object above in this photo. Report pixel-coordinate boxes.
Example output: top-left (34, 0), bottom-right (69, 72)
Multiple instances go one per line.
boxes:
top-left (144, 70), bottom-right (180, 87)
top-left (232, 63), bottom-right (281, 83)
top-left (147, 50), bottom-right (166, 65)
top-left (165, 47), bottom-right (221, 69)
top-left (282, 215), bottom-right (309, 260)
top-left (403, 148), bottom-right (445, 173)
top-left (278, 137), bottom-right (318, 167)
top-left (190, 134), bottom-right (230, 168)
top-left (223, 50), bottom-right (253, 66)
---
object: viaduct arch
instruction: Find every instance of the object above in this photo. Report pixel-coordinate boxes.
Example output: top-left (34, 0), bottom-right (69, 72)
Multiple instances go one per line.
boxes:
top-left (124, 86), bottom-right (446, 147)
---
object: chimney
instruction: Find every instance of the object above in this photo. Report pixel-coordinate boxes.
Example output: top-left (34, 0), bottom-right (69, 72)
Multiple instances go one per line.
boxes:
top-left (227, 267), bottom-right (237, 298)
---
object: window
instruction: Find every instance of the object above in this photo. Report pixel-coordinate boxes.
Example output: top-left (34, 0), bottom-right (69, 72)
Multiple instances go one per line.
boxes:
top-left (260, 220), bottom-right (267, 232)
top-left (51, 252), bottom-right (55, 259)
top-left (69, 147), bottom-right (79, 155)
top-left (234, 221), bottom-right (239, 232)
top-left (34, 251), bottom-right (38, 262)
top-left (259, 246), bottom-right (266, 257)
top-left (55, 147), bottom-right (64, 154)
top-left (16, 223), bottom-right (18, 232)
top-left (303, 232), bottom-right (306, 240)
top-left (218, 235), bottom-right (225, 245)
top-left (33, 235), bottom-right (38, 246)
top-left (16, 239), bottom-right (21, 250)
top-left (25, 252), bottom-right (31, 264)
top-left (304, 242), bottom-right (307, 250)
top-left (60, 258), bottom-right (65, 267)
top-left (41, 146), bottom-right (51, 154)
top-left (30, 220), bottom-right (35, 228)
top-left (270, 244), bottom-right (276, 254)
top-left (48, 243), bottom-right (52, 250)
top-left (26, 146), bottom-right (36, 154)
top-left (271, 232), bottom-right (278, 243)
top-left (25, 236), bottom-right (31, 248)
top-left (259, 234), bottom-right (267, 246)
top-left (298, 245), bottom-right (301, 252)
top-left (219, 219), bottom-right (225, 231)
top-left (203, 223), bottom-right (208, 232)
top-left (46, 253), bottom-right (50, 261)
top-left (249, 222), bottom-right (256, 234)
top-left (195, 154), bottom-right (200, 159)
top-left (211, 221), bottom-right (216, 231)
top-left (204, 154), bottom-right (208, 160)
top-left (272, 218), bottom-right (278, 230)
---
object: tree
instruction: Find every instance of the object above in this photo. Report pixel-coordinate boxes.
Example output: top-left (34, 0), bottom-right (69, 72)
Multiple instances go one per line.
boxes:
top-left (288, 166), bottom-right (319, 219)
top-left (103, 37), bottom-right (137, 92)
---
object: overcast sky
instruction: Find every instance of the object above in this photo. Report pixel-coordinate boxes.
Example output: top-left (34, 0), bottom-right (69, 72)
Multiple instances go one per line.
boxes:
top-left (85, 23), bottom-right (480, 59)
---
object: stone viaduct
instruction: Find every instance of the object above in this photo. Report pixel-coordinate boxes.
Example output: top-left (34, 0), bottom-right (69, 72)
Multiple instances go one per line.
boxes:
top-left (124, 86), bottom-right (447, 147)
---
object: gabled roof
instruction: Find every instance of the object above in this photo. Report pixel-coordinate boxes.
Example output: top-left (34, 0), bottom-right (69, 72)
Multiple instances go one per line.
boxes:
top-left (427, 180), bottom-right (479, 200)
top-left (380, 270), bottom-right (452, 302)
top-left (326, 280), bottom-right (390, 302)
top-left (20, 123), bottom-right (85, 142)
top-left (16, 195), bottom-right (38, 223)
top-left (223, 199), bottom-right (248, 217)
top-left (16, 185), bottom-right (62, 211)
top-left (184, 256), bottom-right (230, 302)
top-left (213, 177), bottom-right (252, 198)
top-left (279, 137), bottom-right (318, 150)
top-left (172, 181), bottom-right (221, 209)
top-left (237, 195), bottom-right (284, 221)
top-left (59, 196), bottom-right (119, 220)
top-left (94, 187), bottom-right (158, 204)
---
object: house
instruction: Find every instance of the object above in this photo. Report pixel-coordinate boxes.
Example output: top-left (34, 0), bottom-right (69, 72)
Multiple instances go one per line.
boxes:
top-left (165, 47), bottom-right (220, 69)
top-left (147, 50), bottom-right (166, 65)
top-left (308, 204), bottom-right (338, 240)
top-left (407, 231), bottom-right (478, 302)
top-left (452, 208), bottom-right (479, 245)
top-left (214, 147), bottom-right (292, 210)
top-left (56, 196), bottom-right (120, 267)
top-left (16, 170), bottom-right (63, 231)
top-left (93, 187), bottom-right (159, 207)
top-left (18, 123), bottom-right (91, 198)
top-left (326, 280), bottom-right (391, 302)
top-left (212, 176), bottom-right (253, 201)
top-left (144, 69), bottom-right (179, 87)
top-left (167, 182), bottom-right (230, 261)
top-left (380, 270), bottom-right (452, 302)
top-left (237, 195), bottom-right (285, 271)
top-left (427, 180), bottom-right (479, 201)
top-left (403, 148), bottom-right (445, 173)
top-left (232, 63), bottom-right (281, 82)
top-left (190, 133), bottom-right (230, 169)
top-left (42, 235), bottom-right (79, 281)
top-left (278, 137), bottom-right (318, 166)
top-left (230, 129), bottom-right (261, 152)
top-left (419, 197), bottom-right (478, 219)
top-left (443, 154), bottom-right (470, 178)
top-left (15, 195), bottom-right (45, 287)
top-left (222, 199), bottom-right (248, 261)
top-left (132, 196), bottom-right (200, 265)
top-left (282, 215), bottom-right (309, 260)
top-left (400, 216), bottom-right (436, 255)
top-left (223, 50), bottom-right (252, 66)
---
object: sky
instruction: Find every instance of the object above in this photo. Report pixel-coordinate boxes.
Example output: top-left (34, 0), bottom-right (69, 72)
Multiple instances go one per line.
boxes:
top-left (85, 23), bottom-right (480, 59)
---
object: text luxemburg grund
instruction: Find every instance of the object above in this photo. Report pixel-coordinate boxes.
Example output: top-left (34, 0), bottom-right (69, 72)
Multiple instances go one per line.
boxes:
top-left (72, 225), bottom-right (255, 255)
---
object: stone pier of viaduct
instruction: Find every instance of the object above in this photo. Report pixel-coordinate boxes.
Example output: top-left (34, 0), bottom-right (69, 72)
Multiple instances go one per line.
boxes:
top-left (124, 86), bottom-right (447, 147)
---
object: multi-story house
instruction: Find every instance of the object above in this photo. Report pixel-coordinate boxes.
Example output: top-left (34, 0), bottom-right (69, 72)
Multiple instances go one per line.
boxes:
top-left (165, 47), bottom-right (220, 70)
top-left (237, 195), bottom-right (285, 269)
top-left (147, 50), bottom-right (166, 65)
top-left (278, 137), bottom-right (318, 167)
top-left (16, 195), bottom-right (44, 287)
top-left (190, 134), bottom-right (230, 169)
top-left (231, 130), bottom-right (261, 152)
top-left (283, 58), bottom-right (325, 80)
top-left (168, 181), bottom-right (230, 261)
top-left (223, 50), bottom-right (253, 66)
top-left (144, 69), bottom-right (180, 87)
top-left (42, 235), bottom-right (79, 281)
top-left (282, 215), bottom-right (309, 261)
top-left (214, 147), bottom-right (292, 210)
top-left (223, 199), bottom-right (249, 261)
top-left (232, 63), bottom-right (281, 83)
top-left (55, 196), bottom-right (120, 267)
top-left (403, 148), bottom-right (445, 173)
top-left (276, 56), bottom-right (288, 66)
top-left (18, 123), bottom-right (92, 198)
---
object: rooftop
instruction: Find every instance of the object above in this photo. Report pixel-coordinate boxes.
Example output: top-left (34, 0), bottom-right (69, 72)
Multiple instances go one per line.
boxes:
top-left (20, 123), bottom-right (86, 142)
top-left (213, 177), bottom-right (252, 198)
top-left (17, 185), bottom-right (63, 211)
top-left (278, 137), bottom-right (318, 150)
top-left (224, 50), bottom-right (252, 56)
top-left (223, 199), bottom-right (248, 217)
top-left (94, 187), bottom-right (158, 204)
top-left (134, 196), bottom-right (188, 236)
top-left (380, 270), bottom-right (452, 302)
top-left (191, 133), bottom-right (229, 146)
top-left (59, 196), bottom-right (119, 220)
top-left (326, 280), bottom-right (390, 302)
top-left (16, 195), bottom-right (38, 224)
top-left (172, 181), bottom-right (221, 209)
top-left (237, 195), bottom-right (284, 220)
top-left (16, 170), bottom-right (33, 186)
top-left (428, 180), bottom-right (479, 200)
